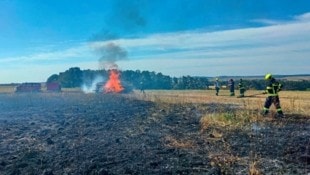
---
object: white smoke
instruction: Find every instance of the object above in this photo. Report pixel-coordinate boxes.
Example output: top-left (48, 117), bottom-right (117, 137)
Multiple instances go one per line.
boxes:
top-left (81, 76), bottom-right (104, 93)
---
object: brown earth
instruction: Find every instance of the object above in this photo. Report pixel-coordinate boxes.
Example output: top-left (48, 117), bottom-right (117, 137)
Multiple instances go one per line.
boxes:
top-left (0, 93), bottom-right (309, 175)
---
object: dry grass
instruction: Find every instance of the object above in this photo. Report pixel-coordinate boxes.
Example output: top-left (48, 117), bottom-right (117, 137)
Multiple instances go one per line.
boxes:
top-left (200, 113), bottom-right (234, 128)
top-left (164, 135), bottom-right (194, 149)
top-left (209, 153), bottom-right (241, 172)
top-left (249, 161), bottom-right (262, 175)
top-left (128, 89), bottom-right (310, 116)
top-left (0, 85), bottom-right (17, 93)
top-left (127, 89), bottom-right (310, 174)
top-left (61, 87), bottom-right (83, 92)
top-left (127, 89), bottom-right (310, 130)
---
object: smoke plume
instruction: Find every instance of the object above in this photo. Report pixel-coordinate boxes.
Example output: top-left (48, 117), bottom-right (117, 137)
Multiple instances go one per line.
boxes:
top-left (81, 75), bottom-right (104, 93)
top-left (88, 0), bottom-right (147, 69)
top-left (84, 0), bottom-right (147, 93)
top-left (94, 42), bottom-right (128, 70)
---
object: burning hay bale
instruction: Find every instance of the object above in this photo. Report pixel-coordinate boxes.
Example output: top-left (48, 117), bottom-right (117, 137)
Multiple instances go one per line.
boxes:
top-left (104, 69), bottom-right (124, 93)
top-left (94, 69), bottom-right (133, 94)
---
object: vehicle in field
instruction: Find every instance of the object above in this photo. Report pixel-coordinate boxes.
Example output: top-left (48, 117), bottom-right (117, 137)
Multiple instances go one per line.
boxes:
top-left (46, 82), bottom-right (61, 92)
top-left (15, 83), bottom-right (41, 92)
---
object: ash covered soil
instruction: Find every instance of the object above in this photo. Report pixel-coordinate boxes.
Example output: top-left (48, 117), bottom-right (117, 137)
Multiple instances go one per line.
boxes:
top-left (0, 93), bottom-right (309, 175)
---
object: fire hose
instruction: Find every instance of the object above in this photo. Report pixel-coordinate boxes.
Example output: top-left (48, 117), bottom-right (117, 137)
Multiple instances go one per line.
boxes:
top-left (237, 92), bottom-right (266, 98)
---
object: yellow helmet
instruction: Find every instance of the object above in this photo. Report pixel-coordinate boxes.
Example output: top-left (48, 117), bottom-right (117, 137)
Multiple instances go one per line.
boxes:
top-left (265, 73), bottom-right (272, 80)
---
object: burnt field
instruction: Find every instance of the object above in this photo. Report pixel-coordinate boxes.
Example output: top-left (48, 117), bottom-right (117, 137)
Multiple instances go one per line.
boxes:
top-left (0, 92), bottom-right (309, 174)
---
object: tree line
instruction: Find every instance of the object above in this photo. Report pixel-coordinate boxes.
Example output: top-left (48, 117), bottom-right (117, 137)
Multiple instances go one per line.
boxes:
top-left (47, 67), bottom-right (310, 91)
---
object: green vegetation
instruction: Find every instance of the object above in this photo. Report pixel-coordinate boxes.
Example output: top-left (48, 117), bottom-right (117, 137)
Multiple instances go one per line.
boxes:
top-left (241, 79), bottom-right (310, 91)
top-left (47, 67), bottom-right (310, 90)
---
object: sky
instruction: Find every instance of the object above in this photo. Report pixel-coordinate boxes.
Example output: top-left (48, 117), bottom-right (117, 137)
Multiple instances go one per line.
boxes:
top-left (0, 0), bottom-right (310, 83)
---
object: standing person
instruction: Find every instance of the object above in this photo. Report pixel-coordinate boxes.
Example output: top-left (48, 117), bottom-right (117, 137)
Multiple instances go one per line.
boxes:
top-left (238, 79), bottom-right (246, 97)
top-left (228, 79), bottom-right (235, 96)
top-left (139, 81), bottom-right (145, 94)
top-left (263, 73), bottom-right (284, 117)
top-left (214, 78), bottom-right (220, 96)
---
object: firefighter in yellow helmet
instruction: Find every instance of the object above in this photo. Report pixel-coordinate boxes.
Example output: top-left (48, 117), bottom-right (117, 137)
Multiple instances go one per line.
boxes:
top-left (263, 73), bottom-right (284, 117)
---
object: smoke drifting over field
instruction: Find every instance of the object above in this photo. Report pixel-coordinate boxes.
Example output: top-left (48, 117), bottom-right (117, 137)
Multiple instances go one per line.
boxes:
top-left (81, 75), bottom-right (104, 93)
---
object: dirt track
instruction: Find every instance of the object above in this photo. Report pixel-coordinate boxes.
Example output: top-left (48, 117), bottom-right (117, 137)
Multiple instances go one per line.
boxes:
top-left (0, 93), bottom-right (309, 175)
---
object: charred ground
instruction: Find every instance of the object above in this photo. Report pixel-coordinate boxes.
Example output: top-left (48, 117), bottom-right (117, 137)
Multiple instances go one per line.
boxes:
top-left (0, 93), bottom-right (309, 174)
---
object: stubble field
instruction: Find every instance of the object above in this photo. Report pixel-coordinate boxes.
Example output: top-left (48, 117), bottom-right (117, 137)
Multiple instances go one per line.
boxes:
top-left (0, 89), bottom-right (309, 174)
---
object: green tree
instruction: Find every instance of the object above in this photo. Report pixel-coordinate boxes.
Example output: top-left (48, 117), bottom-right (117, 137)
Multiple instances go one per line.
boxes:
top-left (59, 67), bottom-right (83, 87)
top-left (46, 74), bottom-right (59, 83)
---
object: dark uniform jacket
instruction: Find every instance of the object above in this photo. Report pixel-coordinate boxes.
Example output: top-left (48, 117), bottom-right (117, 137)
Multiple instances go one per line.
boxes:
top-left (265, 78), bottom-right (282, 96)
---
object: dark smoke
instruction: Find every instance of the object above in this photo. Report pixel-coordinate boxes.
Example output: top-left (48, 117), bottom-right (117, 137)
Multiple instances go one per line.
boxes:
top-left (112, 0), bottom-right (147, 30)
top-left (89, 0), bottom-right (146, 69)
top-left (95, 43), bottom-right (128, 69)
top-left (90, 0), bottom-right (147, 42)
top-left (90, 30), bottom-right (119, 42)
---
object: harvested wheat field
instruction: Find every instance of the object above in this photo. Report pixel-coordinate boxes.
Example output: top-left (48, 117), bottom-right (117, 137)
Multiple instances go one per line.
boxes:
top-left (0, 90), bottom-right (309, 175)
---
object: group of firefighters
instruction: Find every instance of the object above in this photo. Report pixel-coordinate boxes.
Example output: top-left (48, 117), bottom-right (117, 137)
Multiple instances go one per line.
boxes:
top-left (214, 78), bottom-right (246, 97)
top-left (214, 73), bottom-right (284, 118)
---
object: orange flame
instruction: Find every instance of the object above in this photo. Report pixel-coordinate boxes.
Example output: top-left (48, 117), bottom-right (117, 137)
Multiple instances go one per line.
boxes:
top-left (104, 69), bottom-right (124, 93)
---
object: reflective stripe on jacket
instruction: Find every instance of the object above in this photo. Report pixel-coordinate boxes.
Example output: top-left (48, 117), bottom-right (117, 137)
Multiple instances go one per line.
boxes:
top-left (238, 82), bottom-right (245, 89)
top-left (266, 78), bottom-right (282, 96)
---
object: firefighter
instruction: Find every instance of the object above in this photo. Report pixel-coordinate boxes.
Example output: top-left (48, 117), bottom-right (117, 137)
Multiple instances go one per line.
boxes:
top-left (238, 79), bottom-right (246, 97)
top-left (214, 78), bottom-right (220, 96)
top-left (228, 79), bottom-right (235, 96)
top-left (139, 81), bottom-right (145, 94)
top-left (262, 73), bottom-right (284, 117)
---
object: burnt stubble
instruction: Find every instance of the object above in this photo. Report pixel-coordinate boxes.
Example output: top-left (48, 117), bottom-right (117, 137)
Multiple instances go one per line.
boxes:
top-left (0, 93), bottom-right (309, 174)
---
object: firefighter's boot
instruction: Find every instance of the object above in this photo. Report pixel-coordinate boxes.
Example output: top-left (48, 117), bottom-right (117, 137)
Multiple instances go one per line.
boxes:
top-left (262, 108), bottom-right (269, 116)
top-left (276, 109), bottom-right (284, 118)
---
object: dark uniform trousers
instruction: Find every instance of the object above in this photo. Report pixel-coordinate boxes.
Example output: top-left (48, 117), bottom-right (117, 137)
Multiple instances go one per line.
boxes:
top-left (263, 96), bottom-right (283, 115)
